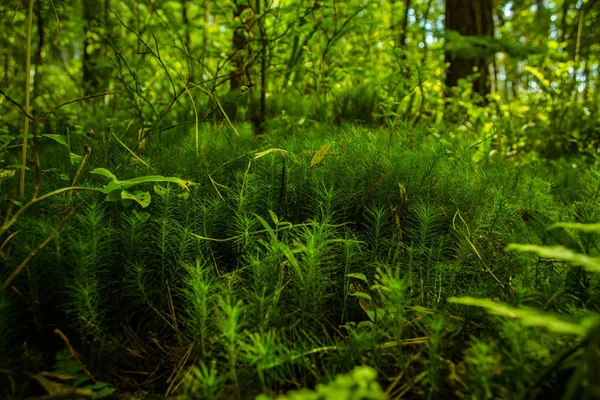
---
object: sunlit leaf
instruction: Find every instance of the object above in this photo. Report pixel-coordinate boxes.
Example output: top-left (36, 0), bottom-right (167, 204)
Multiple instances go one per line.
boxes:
top-left (0, 169), bottom-right (15, 182)
top-left (121, 189), bottom-right (151, 208)
top-left (268, 210), bottom-right (279, 225)
top-left (311, 143), bottom-right (330, 167)
top-left (347, 273), bottom-right (368, 283)
top-left (548, 222), bottom-right (600, 233)
top-left (449, 297), bottom-right (597, 336)
top-left (90, 168), bottom-right (119, 181)
top-left (42, 134), bottom-right (69, 147)
top-left (254, 148), bottom-right (288, 159)
top-left (506, 244), bottom-right (600, 272)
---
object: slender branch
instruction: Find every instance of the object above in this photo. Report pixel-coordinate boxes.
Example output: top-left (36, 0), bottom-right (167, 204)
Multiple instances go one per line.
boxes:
top-left (41, 91), bottom-right (116, 117)
top-left (54, 327), bottom-right (97, 383)
top-left (19, 0), bottom-right (35, 198)
top-left (0, 187), bottom-right (104, 238)
top-left (70, 145), bottom-right (92, 189)
top-left (1, 203), bottom-right (82, 292)
top-left (0, 89), bottom-right (35, 120)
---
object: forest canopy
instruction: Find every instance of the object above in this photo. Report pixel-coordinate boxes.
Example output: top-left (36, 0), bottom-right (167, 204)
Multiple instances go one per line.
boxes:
top-left (0, 0), bottom-right (599, 399)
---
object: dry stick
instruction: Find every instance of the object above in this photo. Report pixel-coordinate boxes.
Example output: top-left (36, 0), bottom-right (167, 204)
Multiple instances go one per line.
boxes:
top-left (70, 145), bottom-right (92, 188)
top-left (54, 328), bottom-right (97, 384)
top-left (165, 346), bottom-right (192, 397)
top-left (208, 174), bottom-right (226, 201)
top-left (1, 203), bottom-right (82, 292)
top-left (187, 82), bottom-right (240, 136)
top-left (240, 159), bottom-right (252, 198)
top-left (452, 210), bottom-right (504, 288)
top-left (144, 85), bottom-right (254, 138)
top-left (110, 131), bottom-right (150, 168)
top-left (0, 231), bottom-right (19, 259)
top-left (19, 0), bottom-right (34, 198)
top-left (165, 279), bottom-right (180, 344)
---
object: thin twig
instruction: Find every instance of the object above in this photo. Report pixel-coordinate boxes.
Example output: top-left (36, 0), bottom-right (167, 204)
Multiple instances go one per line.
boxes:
top-left (0, 187), bottom-right (104, 238)
top-left (32, 122), bottom-right (41, 200)
top-left (41, 92), bottom-right (115, 117)
top-left (0, 89), bottom-right (35, 120)
top-left (1, 203), bottom-right (82, 292)
top-left (70, 145), bottom-right (92, 190)
top-left (54, 328), bottom-right (97, 383)
top-left (48, 0), bottom-right (62, 34)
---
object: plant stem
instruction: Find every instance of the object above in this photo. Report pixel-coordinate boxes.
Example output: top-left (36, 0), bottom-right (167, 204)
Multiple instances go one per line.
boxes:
top-left (19, 0), bottom-right (35, 198)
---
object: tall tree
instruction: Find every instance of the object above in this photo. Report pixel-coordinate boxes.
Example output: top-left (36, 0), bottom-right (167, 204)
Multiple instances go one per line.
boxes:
top-left (231, 0), bottom-right (250, 91)
top-left (82, 0), bottom-right (103, 96)
top-left (256, 0), bottom-right (267, 126)
top-left (444, 0), bottom-right (494, 96)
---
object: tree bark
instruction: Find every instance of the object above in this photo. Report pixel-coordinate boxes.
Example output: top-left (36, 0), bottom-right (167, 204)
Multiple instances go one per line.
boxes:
top-left (83, 0), bottom-right (103, 96)
top-left (398, 0), bottom-right (412, 48)
top-left (257, 0), bottom-right (267, 125)
top-left (231, 0), bottom-right (249, 91)
top-left (444, 0), bottom-right (494, 96)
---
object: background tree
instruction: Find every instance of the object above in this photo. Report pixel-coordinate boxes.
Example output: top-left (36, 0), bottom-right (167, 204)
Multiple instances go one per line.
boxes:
top-left (444, 0), bottom-right (495, 96)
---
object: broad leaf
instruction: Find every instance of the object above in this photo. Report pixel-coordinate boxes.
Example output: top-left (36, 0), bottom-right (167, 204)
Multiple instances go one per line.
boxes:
top-left (311, 143), bottom-right (330, 166)
top-left (449, 297), bottom-right (597, 336)
top-left (121, 189), bottom-right (151, 208)
top-left (507, 244), bottom-right (600, 272)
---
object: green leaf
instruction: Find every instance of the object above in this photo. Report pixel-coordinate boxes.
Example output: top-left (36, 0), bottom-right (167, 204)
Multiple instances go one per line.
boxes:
top-left (69, 152), bottom-right (82, 165)
top-left (548, 222), bottom-right (600, 233)
top-left (506, 244), bottom-right (600, 272)
top-left (347, 273), bottom-right (368, 283)
top-left (350, 291), bottom-right (372, 301)
top-left (90, 168), bottom-right (119, 182)
top-left (254, 148), bottom-right (288, 159)
top-left (268, 210), bottom-right (279, 225)
top-left (42, 134), bottom-right (69, 147)
top-left (134, 210), bottom-right (151, 223)
top-left (311, 144), bottom-right (330, 167)
top-left (448, 297), bottom-right (596, 336)
top-left (0, 169), bottom-right (15, 181)
top-left (153, 184), bottom-right (167, 197)
top-left (118, 175), bottom-right (192, 191)
top-left (106, 187), bottom-right (123, 201)
top-left (121, 190), bottom-right (151, 208)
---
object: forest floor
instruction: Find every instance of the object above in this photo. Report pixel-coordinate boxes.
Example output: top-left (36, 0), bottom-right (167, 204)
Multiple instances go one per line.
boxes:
top-left (1, 121), bottom-right (599, 399)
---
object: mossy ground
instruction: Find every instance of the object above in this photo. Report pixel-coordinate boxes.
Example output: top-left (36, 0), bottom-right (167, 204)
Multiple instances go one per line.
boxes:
top-left (1, 122), bottom-right (599, 399)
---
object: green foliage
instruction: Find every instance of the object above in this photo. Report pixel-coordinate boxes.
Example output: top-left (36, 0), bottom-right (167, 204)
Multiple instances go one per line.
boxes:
top-left (1, 0), bottom-right (600, 397)
top-left (52, 349), bottom-right (116, 399)
top-left (256, 366), bottom-right (386, 400)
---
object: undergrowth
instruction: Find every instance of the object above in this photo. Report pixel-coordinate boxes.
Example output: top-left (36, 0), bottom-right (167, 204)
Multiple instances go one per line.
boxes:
top-left (1, 123), bottom-right (599, 399)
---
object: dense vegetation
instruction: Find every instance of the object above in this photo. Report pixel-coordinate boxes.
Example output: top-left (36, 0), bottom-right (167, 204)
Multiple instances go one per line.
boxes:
top-left (1, 0), bottom-right (599, 399)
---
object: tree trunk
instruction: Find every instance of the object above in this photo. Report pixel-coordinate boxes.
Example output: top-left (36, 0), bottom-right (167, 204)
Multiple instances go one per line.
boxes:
top-left (257, 0), bottom-right (267, 126)
top-left (83, 0), bottom-right (103, 96)
top-left (444, 0), bottom-right (494, 96)
top-left (181, 0), bottom-right (191, 52)
top-left (32, 6), bottom-right (44, 136)
top-left (231, 0), bottom-right (249, 91)
top-left (398, 0), bottom-right (411, 48)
